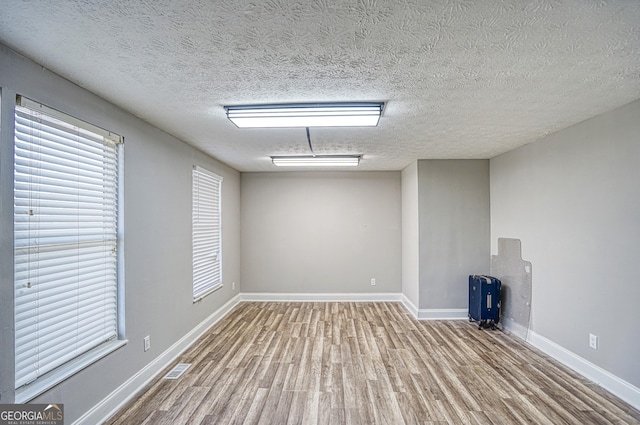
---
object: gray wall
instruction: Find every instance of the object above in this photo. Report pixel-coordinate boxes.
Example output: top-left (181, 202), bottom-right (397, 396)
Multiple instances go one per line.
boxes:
top-left (401, 161), bottom-right (420, 308)
top-left (490, 99), bottom-right (640, 388)
top-left (241, 172), bottom-right (402, 293)
top-left (0, 44), bottom-right (241, 422)
top-left (418, 160), bottom-right (490, 310)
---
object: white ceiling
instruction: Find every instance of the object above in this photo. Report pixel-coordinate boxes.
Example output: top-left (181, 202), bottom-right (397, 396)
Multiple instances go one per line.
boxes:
top-left (1, 0), bottom-right (639, 172)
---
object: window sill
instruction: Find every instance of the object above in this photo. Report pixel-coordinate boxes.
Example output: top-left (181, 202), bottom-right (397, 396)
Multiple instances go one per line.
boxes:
top-left (193, 283), bottom-right (223, 303)
top-left (15, 339), bottom-right (127, 403)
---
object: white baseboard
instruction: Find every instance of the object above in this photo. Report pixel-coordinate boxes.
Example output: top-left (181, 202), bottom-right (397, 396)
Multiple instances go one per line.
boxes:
top-left (417, 308), bottom-right (468, 320)
top-left (76, 291), bottom-right (639, 424)
top-left (400, 294), bottom-right (419, 317)
top-left (500, 317), bottom-right (530, 340)
top-left (405, 298), bottom-right (640, 409)
top-left (241, 293), bottom-right (467, 320)
top-left (526, 329), bottom-right (640, 411)
top-left (399, 294), bottom-right (467, 320)
top-left (73, 294), bottom-right (242, 425)
top-left (240, 292), bottom-right (403, 302)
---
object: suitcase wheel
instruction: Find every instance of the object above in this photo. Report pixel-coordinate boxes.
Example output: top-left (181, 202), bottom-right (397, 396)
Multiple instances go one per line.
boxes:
top-left (475, 320), bottom-right (498, 330)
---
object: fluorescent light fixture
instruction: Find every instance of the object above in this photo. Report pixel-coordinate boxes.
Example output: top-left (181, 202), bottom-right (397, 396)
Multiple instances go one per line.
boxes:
top-left (271, 155), bottom-right (361, 167)
top-left (225, 102), bottom-right (384, 128)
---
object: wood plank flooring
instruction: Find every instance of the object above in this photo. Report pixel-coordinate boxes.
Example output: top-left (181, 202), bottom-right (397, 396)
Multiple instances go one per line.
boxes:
top-left (106, 302), bottom-right (640, 424)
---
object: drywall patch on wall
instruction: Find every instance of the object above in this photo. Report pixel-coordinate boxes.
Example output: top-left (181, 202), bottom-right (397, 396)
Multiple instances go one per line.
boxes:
top-left (491, 238), bottom-right (532, 340)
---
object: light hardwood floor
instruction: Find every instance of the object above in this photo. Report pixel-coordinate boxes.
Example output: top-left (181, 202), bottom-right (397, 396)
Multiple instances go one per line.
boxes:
top-left (106, 302), bottom-right (640, 424)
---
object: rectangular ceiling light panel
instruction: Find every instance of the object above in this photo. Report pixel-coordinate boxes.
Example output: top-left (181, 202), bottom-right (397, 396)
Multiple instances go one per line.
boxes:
top-left (271, 155), bottom-right (361, 167)
top-left (226, 102), bottom-right (383, 128)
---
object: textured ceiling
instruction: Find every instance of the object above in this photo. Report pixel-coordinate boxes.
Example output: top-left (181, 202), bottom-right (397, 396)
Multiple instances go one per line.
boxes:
top-left (1, 0), bottom-right (639, 171)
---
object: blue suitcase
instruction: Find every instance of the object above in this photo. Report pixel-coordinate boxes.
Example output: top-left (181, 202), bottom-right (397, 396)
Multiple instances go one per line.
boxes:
top-left (469, 275), bottom-right (501, 329)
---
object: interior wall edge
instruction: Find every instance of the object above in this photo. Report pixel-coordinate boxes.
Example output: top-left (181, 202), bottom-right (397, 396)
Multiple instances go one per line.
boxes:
top-left (400, 293), bottom-right (419, 318)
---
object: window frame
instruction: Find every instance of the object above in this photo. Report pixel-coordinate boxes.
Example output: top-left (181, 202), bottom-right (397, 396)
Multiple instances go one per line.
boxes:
top-left (192, 165), bottom-right (223, 301)
top-left (13, 96), bottom-right (126, 402)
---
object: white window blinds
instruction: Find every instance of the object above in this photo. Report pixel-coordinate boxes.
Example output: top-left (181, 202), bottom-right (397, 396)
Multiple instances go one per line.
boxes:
top-left (14, 96), bottom-right (122, 389)
top-left (192, 166), bottom-right (222, 300)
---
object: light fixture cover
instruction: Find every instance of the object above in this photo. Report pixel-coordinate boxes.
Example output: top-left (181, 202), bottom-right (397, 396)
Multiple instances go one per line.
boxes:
top-left (225, 102), bottom-right (384, 128)
top-left (271, 155), bottom-right (361, 167)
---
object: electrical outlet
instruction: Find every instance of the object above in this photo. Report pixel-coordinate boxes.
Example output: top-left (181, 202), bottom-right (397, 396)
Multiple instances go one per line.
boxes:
top-left (589, 334), bottom-right (598, 350)
top-left (144, 335), bottom-right (151, 352)
top-left (232, 281), bottom-right (236, 290)
top-left (370, 278), bottom-right (376, 286)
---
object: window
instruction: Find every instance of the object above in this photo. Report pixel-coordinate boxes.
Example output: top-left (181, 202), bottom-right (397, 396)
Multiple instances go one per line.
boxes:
top-left (13, 96), bottom-right (123, 399)
top-left (192, 166), bottom-right (222, 300)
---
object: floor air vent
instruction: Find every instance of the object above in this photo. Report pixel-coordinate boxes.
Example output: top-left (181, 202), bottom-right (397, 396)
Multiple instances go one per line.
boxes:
top-left (163, 363), bottom-right (191, 380)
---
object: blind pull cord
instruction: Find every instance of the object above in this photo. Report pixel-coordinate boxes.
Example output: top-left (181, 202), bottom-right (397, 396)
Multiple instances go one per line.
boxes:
top-left (306, 127), bottom-right (316, 157)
